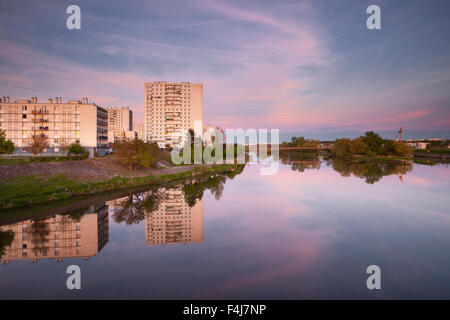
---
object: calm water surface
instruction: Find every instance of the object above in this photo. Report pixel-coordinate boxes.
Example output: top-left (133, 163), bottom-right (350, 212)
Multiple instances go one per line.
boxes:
top-left (1, 160), bottom-right (449, 299)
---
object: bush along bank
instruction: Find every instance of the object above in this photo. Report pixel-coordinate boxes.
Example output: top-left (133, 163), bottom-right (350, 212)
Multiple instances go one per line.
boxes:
top-left (0, 164), bottom-right (243, 209)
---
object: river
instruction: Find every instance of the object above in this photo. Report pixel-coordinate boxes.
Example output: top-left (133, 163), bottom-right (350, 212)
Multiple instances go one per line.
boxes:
top-left (1, 159), bottom-right (449, 299)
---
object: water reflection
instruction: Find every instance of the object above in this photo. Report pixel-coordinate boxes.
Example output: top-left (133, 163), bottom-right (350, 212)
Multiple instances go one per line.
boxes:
top-left (1, 204), bottom-right (109, 264)
top-left (279, 152), bottom-right (414, 184)
top-left (327, 158), bottom-right (413, 184)
top-left (0, 159), bottom-right (424, 263)
top-left (1, 161), bottom-right (449, 299)
top-left (0, 166), bottom-right (244, 260)
top-left (107, 189), bottom-right (204, 245)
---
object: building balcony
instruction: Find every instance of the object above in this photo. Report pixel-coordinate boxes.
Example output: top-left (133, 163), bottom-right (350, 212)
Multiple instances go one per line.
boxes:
top-left (33, 118), bottom-right (49, 123)
top-left (31, 110), bottom-right (49, 115)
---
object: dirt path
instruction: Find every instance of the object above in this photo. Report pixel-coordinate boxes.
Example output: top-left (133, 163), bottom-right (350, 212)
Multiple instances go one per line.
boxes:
top-left (0, 155), bottom-right (202, 182)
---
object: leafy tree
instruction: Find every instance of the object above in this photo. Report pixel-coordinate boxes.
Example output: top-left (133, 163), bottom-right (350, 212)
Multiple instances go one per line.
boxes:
top-left (113, 138), bottom-right (158, 170)
top-left (381, 139), bottom-right (396, 155)
top-left (361, 131), bottom-right (384, 154)
top-left (25, 134), bottom-right (50, 156)
top-left (68, 141), bottom-right (88, 156)
top-left (291, 136), bottom-right (306, 146)
top-left (288, 136), bottom-right (320, 149)
top-left (332, 132), bottom-right (412, 158)
top-left (350, 137), bottom-right (367, 155)
top-left (0, 129), bottom-right (15, 154)
top-left (394, 141), bottom-right (413, 156)
top-left (332, 138), bottom-right (352, 157)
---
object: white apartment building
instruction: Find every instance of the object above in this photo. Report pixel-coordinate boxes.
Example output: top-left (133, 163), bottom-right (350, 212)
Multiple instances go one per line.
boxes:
top-left (145, 188), bottom-right (204, 245)
top-left (0, 96), bottom-right (108, 156)
top-left (133, 123), bottom-right (145, 141)
top-left (144, 82), bottom-right (203, 148)
top-left (106, 188), bottom-right (204, 245)
top-left (107, 107), bottom-right (134, 143)
top-left (0, 204), bottom-right (109, 264)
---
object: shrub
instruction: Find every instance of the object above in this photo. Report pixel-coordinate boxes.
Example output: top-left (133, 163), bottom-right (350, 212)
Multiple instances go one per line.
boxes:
top-left (68, 142), bottom-right (89, 157)
top-left (113, 138), bottom-right (158, 170)
top-left (332, 138), bottom-right (352, 158)
top-left (350, 137), bottom-right (367, 155)
top-left (0, 129), bottom-right (15, 154)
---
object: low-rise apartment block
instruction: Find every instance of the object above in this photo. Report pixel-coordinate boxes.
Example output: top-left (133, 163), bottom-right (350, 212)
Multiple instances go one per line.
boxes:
top-left (0, 204), bottom-right (109, 264)
top-left (0, 96), bottom-right (108, 156)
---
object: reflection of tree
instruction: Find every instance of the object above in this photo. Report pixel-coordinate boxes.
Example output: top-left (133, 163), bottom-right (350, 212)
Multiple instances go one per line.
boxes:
top-left (329, 158), bottom-right (413, 184)
top-left (183, 175), bottom-right (227, 206)
top-left (0, 230), bottom-right (15, 258)
top-left (112, 189), bottom-right (164, 225)
top-left (280, 152), bottom-right (321, 172)
top-left (111, 165), bottom-right (246, 223)
top-left (113, 188), bottom-right (190, 224)
top-left (65, 209), bottom-right (86, 222)
top-left (183, 164), bottom-right (245, 206)
top-left (28, 219), bottom-right (51, 255)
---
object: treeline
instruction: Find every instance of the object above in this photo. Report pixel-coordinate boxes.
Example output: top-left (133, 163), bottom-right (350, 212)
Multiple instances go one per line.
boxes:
top-left (280, 136), bottom-right (321, 151)
top-left (329, 158), bottom-right (412, 184)
top-left (332, 131), bottom-right (412, 158)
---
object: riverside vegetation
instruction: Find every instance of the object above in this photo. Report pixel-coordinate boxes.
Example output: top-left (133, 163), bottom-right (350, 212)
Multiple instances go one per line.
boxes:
top-left (0, 137), bottom-right (245, 209)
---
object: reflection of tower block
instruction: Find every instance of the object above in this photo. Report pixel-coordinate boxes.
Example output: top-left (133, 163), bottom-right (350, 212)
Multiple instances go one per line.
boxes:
top-left (0, 204), bottom-right (109, 264)
top-left (145, 188), bottom-right (203, 245)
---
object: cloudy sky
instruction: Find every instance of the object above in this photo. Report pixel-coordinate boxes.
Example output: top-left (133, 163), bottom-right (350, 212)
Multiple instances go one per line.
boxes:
top-left (0, 0), bottom-right (449, 139)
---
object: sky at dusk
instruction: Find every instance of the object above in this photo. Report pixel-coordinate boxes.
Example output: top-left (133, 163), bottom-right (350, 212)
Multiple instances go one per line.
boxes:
top-left (0, 0), bottom-right (449, 139)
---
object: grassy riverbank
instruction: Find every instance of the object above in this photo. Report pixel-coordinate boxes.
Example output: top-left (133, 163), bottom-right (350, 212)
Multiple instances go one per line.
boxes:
top-left (0, 164), bottom-right (241, 209)
top-left (0, 155), bottom-right (88, 165)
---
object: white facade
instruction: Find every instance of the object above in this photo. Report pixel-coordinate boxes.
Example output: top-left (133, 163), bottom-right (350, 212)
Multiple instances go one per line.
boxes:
top-left (107, 107), bottom-right (133, 143)
top-left (0, 96), bottom-right (107, 156)
top-left (133, 123), bottom-right (145, 141)
top-left (144, 82), bottom-right (203, 148)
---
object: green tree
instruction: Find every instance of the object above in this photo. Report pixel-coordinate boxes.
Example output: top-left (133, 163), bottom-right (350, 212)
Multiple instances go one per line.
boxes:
top-left (332, 138), bottom-right (352, 158)
top-left (394, 141), bottom-right (413, 156)
top-left (113, 138), bottom-right (157, 170)
top-left (361, 131), bottom-right (384, 154)
top-left (291, 136), bottom-right (306, 146)
top-left (381, 139), bottom-right (396, 155)
top-left (68, 141), bottom-right (88, 156)
top-left (0, 130), bottom-right (15, 154)
top-left (350, 137), bottom-right (367, 154)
